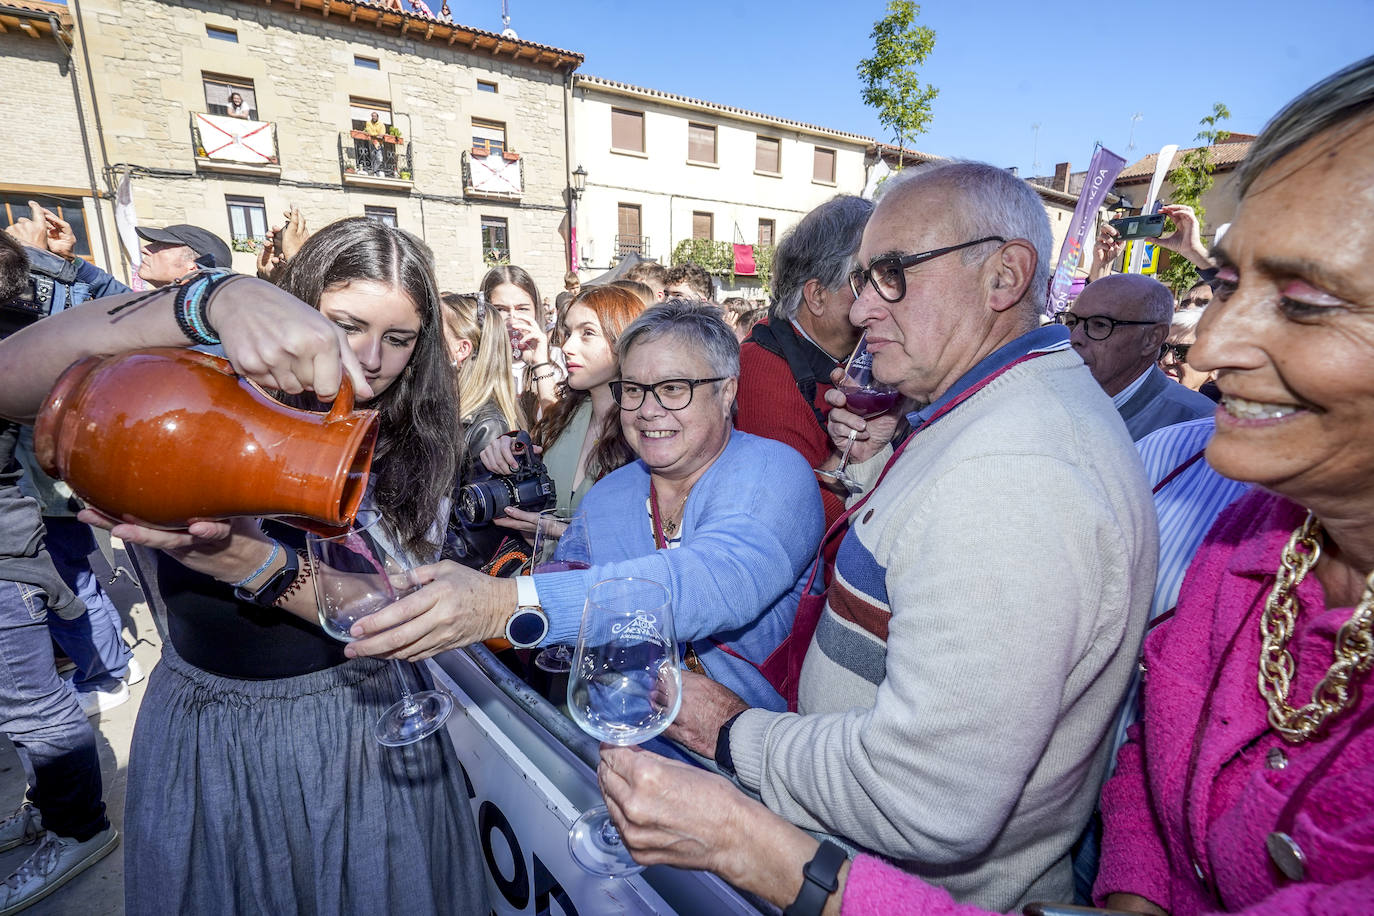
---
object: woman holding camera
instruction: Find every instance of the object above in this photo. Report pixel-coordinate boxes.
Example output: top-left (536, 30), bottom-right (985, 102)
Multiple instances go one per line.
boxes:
top-left (478, 284), bottom-right (646, 539)
top-left (0, 218), bottom-right (488, 915)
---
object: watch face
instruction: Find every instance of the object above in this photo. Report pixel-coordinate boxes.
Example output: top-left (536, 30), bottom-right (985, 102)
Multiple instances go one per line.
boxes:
top-left (507, 608), bottom-right (548, 647)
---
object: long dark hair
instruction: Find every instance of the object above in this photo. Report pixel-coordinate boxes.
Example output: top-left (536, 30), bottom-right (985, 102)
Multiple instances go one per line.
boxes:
top-left (276, 218), bottom-right (458, 558)
top-left (533, 285), bottom-right (645, 481)
top-left (480, 264), bottom-right (544, 329)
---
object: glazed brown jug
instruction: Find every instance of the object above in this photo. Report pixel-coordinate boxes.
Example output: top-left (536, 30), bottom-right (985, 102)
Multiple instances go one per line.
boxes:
top-left (34, 347), bottom-right (379, 530)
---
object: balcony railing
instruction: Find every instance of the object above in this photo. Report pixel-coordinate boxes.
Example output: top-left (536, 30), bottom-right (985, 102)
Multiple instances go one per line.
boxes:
top-left (191, 112), bottom-right (279, 172)
top-left (615, 234), bottom-right (650, 259)
top-left (462, 149), bottom-right (523, 199)
top-left (340, 130), bottom-right (414, 185)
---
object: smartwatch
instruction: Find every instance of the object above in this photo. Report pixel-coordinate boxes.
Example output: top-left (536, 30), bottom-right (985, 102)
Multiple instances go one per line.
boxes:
top-left (234, 546), bottom-right (300, 607)
top-left (783, 840), bottom-right (847, 916)
top-left (505, 604), bottom-right (549, 648)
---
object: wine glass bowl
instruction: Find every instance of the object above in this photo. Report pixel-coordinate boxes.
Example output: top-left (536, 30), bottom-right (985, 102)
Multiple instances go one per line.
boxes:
top-left (566, 577), bottom-right (679, 876)
top-left (306, 510), bottom-right (453, 747)
top-left (816, 331), bottom-right (899, 495)
top-left (532, 508), bottom-right (590, 673)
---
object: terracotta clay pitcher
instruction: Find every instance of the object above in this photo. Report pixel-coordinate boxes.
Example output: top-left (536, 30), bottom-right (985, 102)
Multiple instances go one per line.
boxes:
top-left (34, 347), bottom-right (379, 530)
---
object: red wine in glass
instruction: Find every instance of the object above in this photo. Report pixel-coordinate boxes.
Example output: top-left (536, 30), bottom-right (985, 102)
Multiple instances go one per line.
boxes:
top-left (841, 386), bottom-right (901, 419)
top-left (816, 331), bottom-right (899, 496)
top-left (533, 560), bottom-right (591, 574)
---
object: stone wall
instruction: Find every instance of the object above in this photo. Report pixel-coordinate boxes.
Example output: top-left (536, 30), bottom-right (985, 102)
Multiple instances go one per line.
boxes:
top-left (0, 32), bottom-right (92, 192)
top-left (73, 0), bottom-right (574, 291)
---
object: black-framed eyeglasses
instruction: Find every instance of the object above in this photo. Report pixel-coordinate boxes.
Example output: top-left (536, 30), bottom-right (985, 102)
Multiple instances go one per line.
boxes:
top-left (610, 377), bottom-right (726, 411)
top-left (848, 236), bottom-right (1006, 303)
top-left (1057, 312), bottom-right (1161, 341)
top-left (1159, 342), bottom-right (1192, 362)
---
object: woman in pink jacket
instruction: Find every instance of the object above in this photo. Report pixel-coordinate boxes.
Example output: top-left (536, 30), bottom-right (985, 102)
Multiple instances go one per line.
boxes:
top-left (596, 54), bottom-right (1374, 916)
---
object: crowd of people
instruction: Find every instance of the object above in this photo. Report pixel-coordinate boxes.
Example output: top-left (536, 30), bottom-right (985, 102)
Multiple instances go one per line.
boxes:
top-left (0, 54), bottom-right (1368, 916)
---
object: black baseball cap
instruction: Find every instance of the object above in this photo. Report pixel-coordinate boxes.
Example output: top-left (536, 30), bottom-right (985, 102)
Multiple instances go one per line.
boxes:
top-left (135, 224), bottom-right (233, 269)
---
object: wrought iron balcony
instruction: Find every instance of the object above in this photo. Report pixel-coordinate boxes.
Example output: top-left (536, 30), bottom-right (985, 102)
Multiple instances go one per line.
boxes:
top-left (462, 149), bottom-right (523, 199)
top-left (615, 234), bottom-right (650, 259)
top-left (191, 112), bottom-right (280, 174)
top-left (340, 130), bottom-right (414, 186)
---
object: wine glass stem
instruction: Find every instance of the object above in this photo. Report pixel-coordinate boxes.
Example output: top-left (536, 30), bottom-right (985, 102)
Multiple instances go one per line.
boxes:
top-left (835, 429), bottom-right (858, 475)
top-left (389, 659), bottom-right (422, 717)
top-left (600, 819), bottom-right (624, 848)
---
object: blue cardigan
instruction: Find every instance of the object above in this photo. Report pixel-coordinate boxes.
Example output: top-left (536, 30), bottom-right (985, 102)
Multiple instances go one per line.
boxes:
top-left (534, 430), bottom-right (823, 710)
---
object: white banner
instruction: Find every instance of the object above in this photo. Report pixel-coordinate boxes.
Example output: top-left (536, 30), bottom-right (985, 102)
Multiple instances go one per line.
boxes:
top-left (469, 152), bottom-right (523, 196)
top-left (195, 113), bottom-right (277, 164)
top-left (1127, 144), bottom-right (1177, 273)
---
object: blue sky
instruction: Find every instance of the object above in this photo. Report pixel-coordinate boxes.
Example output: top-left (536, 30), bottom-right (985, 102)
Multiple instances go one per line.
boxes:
top-left (488, 0), bottom-right (1370, 174)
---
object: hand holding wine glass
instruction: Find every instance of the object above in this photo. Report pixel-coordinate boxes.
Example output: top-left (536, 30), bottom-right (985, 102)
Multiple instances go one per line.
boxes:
top-left (816, 331), bottom-right (900, 495)
top-left (566, 577), bottom-right (680, 877)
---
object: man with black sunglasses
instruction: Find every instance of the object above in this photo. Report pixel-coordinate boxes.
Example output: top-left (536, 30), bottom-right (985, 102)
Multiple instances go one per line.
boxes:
top-left (1062, 273), bottom-right (1215, 440)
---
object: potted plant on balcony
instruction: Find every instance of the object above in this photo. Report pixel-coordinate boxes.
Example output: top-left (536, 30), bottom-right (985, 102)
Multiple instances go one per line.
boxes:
top-left (399, 169), bottom-right (412, 181)
top-left (230, 237), bottom-right (260, 254)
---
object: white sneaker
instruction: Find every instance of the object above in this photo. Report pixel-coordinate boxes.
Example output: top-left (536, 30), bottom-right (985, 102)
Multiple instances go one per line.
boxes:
top-left (125, 657), bottom-right (145, 686)
top-left (75, 681), bottom-right (129, 718)
top-left (0, 826), bottom-right (119, 915)
top-left (0, 806), bottom-right (41, 854)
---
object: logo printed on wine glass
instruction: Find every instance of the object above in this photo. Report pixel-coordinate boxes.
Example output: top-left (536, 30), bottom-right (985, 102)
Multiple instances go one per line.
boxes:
top-left (610, 611), bottom-right (662, 643)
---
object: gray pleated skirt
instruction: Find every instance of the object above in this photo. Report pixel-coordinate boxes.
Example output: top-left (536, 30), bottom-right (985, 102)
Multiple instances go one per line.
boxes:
top-left (124, 644), bottom-right (489, 915)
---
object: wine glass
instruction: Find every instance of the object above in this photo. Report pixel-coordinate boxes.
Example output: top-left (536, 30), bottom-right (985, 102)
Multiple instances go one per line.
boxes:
top-left (815, 330), bottom-right (901, 496)
top-left (532, 508), bottom-right (591, 674)
top-left (566, 577), bottom-right (680, 877)
top-left (307, 509), bottom-right (453, 747)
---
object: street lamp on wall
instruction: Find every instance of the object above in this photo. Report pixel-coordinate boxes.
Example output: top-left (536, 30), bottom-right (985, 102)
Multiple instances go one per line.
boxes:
top-left (569, 165), bottom-right (588, 271)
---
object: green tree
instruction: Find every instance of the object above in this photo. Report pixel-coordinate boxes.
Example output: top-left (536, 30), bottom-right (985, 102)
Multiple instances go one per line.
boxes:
top-left (1158, 102), bottom-right (1231, 293)
top-left (857, 1), bottom-right (938, 168)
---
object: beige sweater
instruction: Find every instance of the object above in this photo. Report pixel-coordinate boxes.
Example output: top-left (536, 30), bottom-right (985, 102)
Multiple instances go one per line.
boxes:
top-left (729, 348), bottom-right (1157, 913)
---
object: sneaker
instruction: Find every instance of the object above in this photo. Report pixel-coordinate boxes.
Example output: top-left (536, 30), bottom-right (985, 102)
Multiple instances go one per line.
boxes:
top-left (125, 657), bottom-right (145, 686)
top-left (0, 826), bottom-right (119, 915)
top-left (0, 806), bottom-right (41, 854)
top-left (74, 681), bottom-right (129, 718)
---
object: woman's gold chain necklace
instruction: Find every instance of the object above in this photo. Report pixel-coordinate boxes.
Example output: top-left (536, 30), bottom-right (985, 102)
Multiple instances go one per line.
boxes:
top-left (1259, 512), bottom-right (1374, 743)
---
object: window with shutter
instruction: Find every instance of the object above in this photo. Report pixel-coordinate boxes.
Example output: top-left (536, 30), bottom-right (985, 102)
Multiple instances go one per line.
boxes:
top-left (611, 109), bottom-right (645, 153)
top-left (688, 123), bottom-right (717, 164)
top-left (692, 211), bottom-right (713, 240)
top-left (755, 137), bottom-right (780, 174)
top-left (813, 147), bottom-right (836, 184)
top-left (758, 219), bottom-right (775, 248)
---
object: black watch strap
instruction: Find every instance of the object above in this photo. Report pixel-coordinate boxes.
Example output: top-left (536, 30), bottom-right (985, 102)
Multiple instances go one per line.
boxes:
top-left (713, 710), bottom-right (746, 775)
top-left (234, 545), bottom-right (299, 607)
top-left (783, 840), bottom-right (847, 916)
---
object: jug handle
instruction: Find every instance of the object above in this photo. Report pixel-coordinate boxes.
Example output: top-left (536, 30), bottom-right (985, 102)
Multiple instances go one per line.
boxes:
top-left (324, 374), bottom-right (356, 423)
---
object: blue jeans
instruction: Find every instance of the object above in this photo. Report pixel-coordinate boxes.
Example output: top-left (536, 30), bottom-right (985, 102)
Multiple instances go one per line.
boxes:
top-left (0, 578), bottom-right (107, 841)
top-left (42, 517), bottom-right (131, 691)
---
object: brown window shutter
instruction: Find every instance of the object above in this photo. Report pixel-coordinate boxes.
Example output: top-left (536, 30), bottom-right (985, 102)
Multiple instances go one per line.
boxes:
top-left (813, 147), bottom-right (836, 183)
top-left (611, 109), bottom-right (644, 153)
top-left (688, 123), bottom-right (716, 163)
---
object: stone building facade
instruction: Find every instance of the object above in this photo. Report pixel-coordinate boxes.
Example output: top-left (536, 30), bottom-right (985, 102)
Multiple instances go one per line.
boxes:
top-left (7, 0), bottom-right (583, 293)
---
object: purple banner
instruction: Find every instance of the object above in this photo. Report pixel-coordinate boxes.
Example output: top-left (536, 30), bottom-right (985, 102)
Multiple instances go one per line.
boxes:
top-left (1045, 145), bottom-right (1126, 317)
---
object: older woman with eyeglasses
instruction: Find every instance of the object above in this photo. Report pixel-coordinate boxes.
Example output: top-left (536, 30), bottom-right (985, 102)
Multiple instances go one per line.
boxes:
top-left (348, 300), bottom-right (824, 713)
top-left (579, 56), bottom-right (1374, 916)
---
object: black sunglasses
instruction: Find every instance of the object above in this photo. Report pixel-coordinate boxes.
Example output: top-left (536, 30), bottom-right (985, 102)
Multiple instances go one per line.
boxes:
top-left (848, 236), bottom-right (1006, 303)
top-left (1159, 342), bottom-right (1192, 362)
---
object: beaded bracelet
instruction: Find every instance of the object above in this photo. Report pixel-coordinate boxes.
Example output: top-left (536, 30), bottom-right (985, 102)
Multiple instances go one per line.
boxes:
top-left (173, 270), bottom-right (237, 345)
top-left (275, 549), bottom-right (312, 606)
top-left (230, 540), bottom-right (282, 589)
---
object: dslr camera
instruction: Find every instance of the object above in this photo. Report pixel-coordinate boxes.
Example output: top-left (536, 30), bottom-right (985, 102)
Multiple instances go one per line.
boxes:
top-left (455, 430), bottom-right (556, 527)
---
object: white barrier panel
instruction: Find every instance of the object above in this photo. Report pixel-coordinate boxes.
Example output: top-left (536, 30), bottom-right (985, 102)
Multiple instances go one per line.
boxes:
top-left (428, 649), bottom-right (762, 916)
